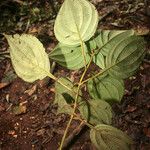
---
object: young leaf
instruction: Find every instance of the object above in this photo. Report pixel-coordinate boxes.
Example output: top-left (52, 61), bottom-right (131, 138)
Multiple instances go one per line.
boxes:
top-left (49, 43), bottom-right (90, 70)
top-left (5, 34), bottom-right (52, 83)
top-left (79, 99), bottom-right (112, 125)
top-left (90, 124), bottom-right (133, 150)
top-left (55, 77), bottom-right (80, 114)
top-left (88, 75), bottom-right (124, 103)
top-left (54, 0), bottom-right (98, 46)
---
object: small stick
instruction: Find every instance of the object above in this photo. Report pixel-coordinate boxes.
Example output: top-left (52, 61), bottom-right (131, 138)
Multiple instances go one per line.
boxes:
top-left (62, 122), bottom-right (85, 149)
top-left (50, 61), bottom-right (56, 74)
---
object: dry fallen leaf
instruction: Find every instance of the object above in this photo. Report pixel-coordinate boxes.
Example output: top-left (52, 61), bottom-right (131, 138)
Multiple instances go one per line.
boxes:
top-left (24, 85), bottom-right (37, 96)
top-left (125, 105), bottom-right (137, 113)
top-left (0, 83), bottom-right (8, 89)
top-left (12, 105), bottom-right (27, 115)
top-left (36, 128), bottom-right (46, 136)
top-left (0, 70), bottom-right (17, 89)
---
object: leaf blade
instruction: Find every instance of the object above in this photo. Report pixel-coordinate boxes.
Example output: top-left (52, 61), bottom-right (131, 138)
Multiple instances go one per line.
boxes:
top-left (88, 75), bottom-right (124, 103)
top-left (79, 99), bottom-right (112, 125)
top-left (5, 34), bottom-right (51, 82)
top-left (49, 43), bottom-right (90, 70)
top-left (54, 0), bottom-right (98, 46)
top-left (94, 30), bottom-right (146, 79)
top-left (90, 124), bottom-right (133, 150)
top-left (106, 33), bottom-right (146, 79)
top-left (55, 77), bottom-right (81, 114)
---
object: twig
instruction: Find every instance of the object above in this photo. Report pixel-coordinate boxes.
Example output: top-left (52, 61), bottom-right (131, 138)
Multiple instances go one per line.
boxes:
top-left (62, 122), bottom-right (85, 149)
top-left (59, 53), bottom-right (94, 149)
top-left (50, 61), bottom-right (56, 74)
top-left (12, 0), bottom-right (24, 5)
top-left (99, 6), bottom-right (116, 22)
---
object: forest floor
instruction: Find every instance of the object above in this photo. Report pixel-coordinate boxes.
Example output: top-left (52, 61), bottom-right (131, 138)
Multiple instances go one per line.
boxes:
top-left (0, 0), bottom-right (150, 150)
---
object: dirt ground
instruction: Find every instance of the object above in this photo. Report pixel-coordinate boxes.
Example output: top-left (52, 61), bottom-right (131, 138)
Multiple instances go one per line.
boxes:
top-left (0, 0), bottom-right (150, 150)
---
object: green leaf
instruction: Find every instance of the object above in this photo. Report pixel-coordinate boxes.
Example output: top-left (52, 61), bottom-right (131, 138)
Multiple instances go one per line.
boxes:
top-left (88, 75), bottom-right (124, 103)
top-left (57, 104), bottom-right (73, 115)
top-left (54, 0), bottom-right (98, 46)
top-left (49, 43), bottom-right (90, 70)
top-left (86, 38), bottom-right (97, 51)
top-left (106, 32), bottom-right (146, 79)
top-left (94, 30), bottom-right (135, 56)
top-left (5, 34), bottom-right (52, 83)
top-left (55, 77), bottom-right (79, 114)
top-left (79, 99), bottom-right (112, 125)
top-left (86, 38), bottom-right (105, 69)
top-left (12, 105), bottom-right (27, 115)
top-left (94, 30), bottom-right (146, 79)
top-left (90, 124), bottom-right (133, 150)
top-left (93, 52), bottom-right (105, 69)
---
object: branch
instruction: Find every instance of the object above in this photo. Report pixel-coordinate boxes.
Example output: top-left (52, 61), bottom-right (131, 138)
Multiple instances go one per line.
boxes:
top-left (62, 122), bottom-right (85, 149)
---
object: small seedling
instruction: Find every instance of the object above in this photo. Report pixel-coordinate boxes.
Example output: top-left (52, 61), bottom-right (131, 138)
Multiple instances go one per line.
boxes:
top-left (5, 0), bottom-right (146, 149)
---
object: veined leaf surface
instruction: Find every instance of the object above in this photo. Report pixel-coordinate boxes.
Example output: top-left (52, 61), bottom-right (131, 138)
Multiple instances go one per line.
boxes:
top-left (94, 30), bottom-right (146, 79)
top-left (5, 34), bottom-right (52, 82)
top-left (86, 38), bottom-right (105, 69)
top-left (54, 0), bottom-right (98, 46)
top-left (79, 99), bottom-right (112, 125)
top-left (88, 75), bottom-right (124, 103)
top-left (49, 43), bottom-right (90, 70)
top-left (106, 32), bottom-right (146, 79)
top-left (55, 77), bottom-right (80, 114)
top-left (94, 30), bottom-right (135, 56)
top-left (90, 124), bottom-right (133, 150)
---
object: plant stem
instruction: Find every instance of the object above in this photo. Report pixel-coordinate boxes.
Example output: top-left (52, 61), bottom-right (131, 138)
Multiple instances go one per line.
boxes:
top-left (69, 2), bottom-right (87, 67)
top-left (73, 113), bottom-right (96, 130)
top-left (82, 47), bottom-right (146, 84)
top-left (47, 72), bottom-right (73, 92)
top-left (81, 62), bottom-right (115, 84)
top-left (47, 49), bottom-right (95, 150)
top-left (59, 53), bottom-right (94, 150)
top-left (76, 25), bottom-right (87, 67)
top-left (62, 121), bottom-right (85, 149)
top-left (58, 81), bottom-right (81, 150)
top-left (47, 51), bottom-right (95, 93)
top-left (80, 39), bottom-right (87, 68)
top-left (81, 68), bottom-right (107, 84)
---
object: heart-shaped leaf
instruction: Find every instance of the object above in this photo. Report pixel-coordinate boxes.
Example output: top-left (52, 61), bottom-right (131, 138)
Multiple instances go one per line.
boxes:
top-left (88, 75), bottom-right (124, 103)
top-left (79, 99), bottom-right (112, 125)
top-left (54, 0), bottom-right (98, 46)
top-left (90, 124), bottom-right (133, 150)
top-left (49, 43), bottom-right (90, 70)
top-left (5, 34), bottom-right (53, 82)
